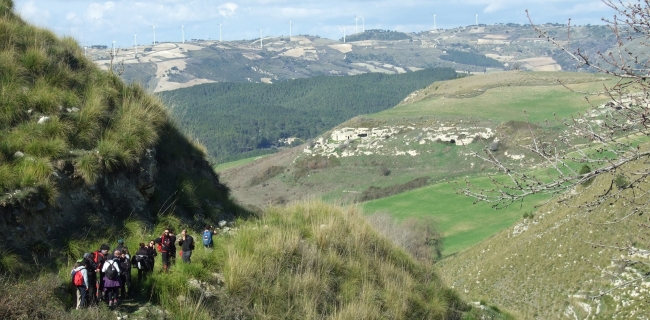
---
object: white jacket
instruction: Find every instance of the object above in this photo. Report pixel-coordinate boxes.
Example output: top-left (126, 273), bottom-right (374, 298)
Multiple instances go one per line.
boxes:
top-left (101, 259), bottom-right (121, 276)
top-left (72, 266), bottom-right (89, 288)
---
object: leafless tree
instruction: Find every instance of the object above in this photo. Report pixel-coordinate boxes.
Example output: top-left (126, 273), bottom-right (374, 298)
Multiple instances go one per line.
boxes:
top-left (458, 0), bottom-right (650, 297)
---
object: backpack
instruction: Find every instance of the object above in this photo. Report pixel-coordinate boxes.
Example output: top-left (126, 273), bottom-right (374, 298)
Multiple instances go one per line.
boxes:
top-left (105, 261), bottom-right (118, 280)
top-left (203, 230), bottom-right (212, 246)
top-left (93, 251), bottom-right (104, 266)
top-left (72, 268), bottom-right (85, 286)
top-left (188, 236), bottom-right (195, 250)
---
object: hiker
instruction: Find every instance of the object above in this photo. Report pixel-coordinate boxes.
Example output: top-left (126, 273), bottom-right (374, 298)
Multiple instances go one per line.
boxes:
top-left (168, 230), bottom-right (177, 266)
top-left (102, 250), bottom-right (122, 306)
top-left (154, 229), bottom-right (175, 272)
top-left (94, 244), bottom-right (110, 302)
top-left (202, 225), bottom-right (217, 249)
top-left (178, 229), bottom-right (195, 263)
top-left (81, 252), bottom-right (97, 305)
top-left (115, 239), bottom-right (125, 253)
top-left (147, 240), bottom-right (157, 271)
top-left (133, 243), bottom-right (152, 282)
top-left (71, 261), bottom-right (89, 309)
top-left (119, 247), bottom-right (132, 299)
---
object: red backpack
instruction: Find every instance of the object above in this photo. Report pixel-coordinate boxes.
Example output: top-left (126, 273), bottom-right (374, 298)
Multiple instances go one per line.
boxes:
top-left (72, 268), bottom-right (85, 286)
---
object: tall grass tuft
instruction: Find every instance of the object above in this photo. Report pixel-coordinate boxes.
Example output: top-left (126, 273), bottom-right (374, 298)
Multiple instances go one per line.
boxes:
top-left (21, 46), bottom-right (48, 75)
top-left (0, 248), bottom-right (25, 274)
top-left (74, 152), bottom-right (100, 184)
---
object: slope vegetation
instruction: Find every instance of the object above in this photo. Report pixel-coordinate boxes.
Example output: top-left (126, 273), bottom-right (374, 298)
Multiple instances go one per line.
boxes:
top-left (0, 3), bottom-right (500, 319)
top-left (160, 68), bottom-right (459, 162)
top-left (438, 165), bottom-right (650, 318)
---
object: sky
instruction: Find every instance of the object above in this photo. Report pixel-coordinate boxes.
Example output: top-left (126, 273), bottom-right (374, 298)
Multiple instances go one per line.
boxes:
top-left (14, 0), bottom-right (612, 48)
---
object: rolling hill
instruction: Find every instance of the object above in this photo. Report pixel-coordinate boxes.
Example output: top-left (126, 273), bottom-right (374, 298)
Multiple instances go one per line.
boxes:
top-left (160, 68), bottom-right (459, 162)
top-left (88, 24), bottom-right (618, 92)
top-left (218, 71), bottom-right (614, 256)
top-left (0, 2), bottom-right (503, 319)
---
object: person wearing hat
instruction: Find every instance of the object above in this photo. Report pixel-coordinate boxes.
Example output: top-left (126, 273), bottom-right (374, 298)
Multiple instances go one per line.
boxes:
top-left (115, 239), bottom-right (125, 253)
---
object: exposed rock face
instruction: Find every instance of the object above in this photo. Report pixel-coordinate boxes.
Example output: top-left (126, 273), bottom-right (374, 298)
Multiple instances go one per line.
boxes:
top-left (0, 147), bottom-right (227, 250)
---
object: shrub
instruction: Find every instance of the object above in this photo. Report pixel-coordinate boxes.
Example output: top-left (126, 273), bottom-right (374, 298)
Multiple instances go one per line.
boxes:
top-left (614, 174), bottom-right (630, 189)
top-left (579, 164), bottom-right (594, 186)
top-left (358, 176), bottom-right (430, 202)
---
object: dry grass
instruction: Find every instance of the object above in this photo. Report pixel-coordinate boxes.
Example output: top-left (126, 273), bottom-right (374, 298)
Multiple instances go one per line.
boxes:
top-left (438, 160), bottom-right (650, 319)
top-left (218, 200), bottom-right (469, 319)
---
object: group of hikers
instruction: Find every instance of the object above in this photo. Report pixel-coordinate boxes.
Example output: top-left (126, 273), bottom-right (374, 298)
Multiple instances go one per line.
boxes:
top-left (70, 226), bottom-right (218, 309)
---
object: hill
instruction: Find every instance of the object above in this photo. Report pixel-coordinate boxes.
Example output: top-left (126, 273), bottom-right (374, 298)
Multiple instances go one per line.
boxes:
top-left (0, 2), bottom-right (501, 319)
top-left (217, 71), bottom-right (614, 255)
top-left (438, 163), bottom-right (650, 319)
top-left (219, 71), bottom-right (612, 205)
top-left (88, 24), bottom-right (618, 92)
top-left (160, 68), bottom-right (459, 162)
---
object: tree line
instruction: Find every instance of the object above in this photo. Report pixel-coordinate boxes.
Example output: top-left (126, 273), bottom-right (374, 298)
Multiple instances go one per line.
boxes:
top-left (159, 68), bottom-right (459, 162)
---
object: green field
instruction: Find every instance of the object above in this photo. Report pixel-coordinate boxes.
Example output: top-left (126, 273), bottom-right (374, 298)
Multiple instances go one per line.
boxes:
top-left (215, 155), bottom-right (270, 172)
top-left (373, 80), bottom-right (612, 122)
top-left (363, 176), bottom-right (551, 256)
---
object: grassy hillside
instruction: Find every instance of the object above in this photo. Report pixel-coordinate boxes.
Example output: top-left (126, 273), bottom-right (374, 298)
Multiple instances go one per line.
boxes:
top-left (159, 68), bottom-right (459, 162)
top-left (0, 0), bottom-right (166, 203)
top-left (438, 163), bottom-right (650, 319)
top-left (220, 71), bottom-right (612, 206)
top-left (363, 176), bottom-right (551, 255)
top-left (0, 3), bottom-right (503, 319)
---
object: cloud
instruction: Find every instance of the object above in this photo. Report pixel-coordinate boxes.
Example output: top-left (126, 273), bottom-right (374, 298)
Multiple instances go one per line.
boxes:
top-left (18, 0), bottom-right (50, 26)
top-left (219, 2), bottom-right (238, 17)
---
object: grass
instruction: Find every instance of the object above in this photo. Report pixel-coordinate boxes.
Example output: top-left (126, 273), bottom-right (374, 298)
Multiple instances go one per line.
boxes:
top-left (438, 163), bottom-right (650, 318)
top-left (214, 154), bottom-right (270, 172)
top-left (0, 2), bottom-right (168, 200)
top-left (374, 76), bottom-right (613, 123)
top-left (363, 176), bottom-right (551, 256)
top-left (0, 200), bottom-right (512, 319)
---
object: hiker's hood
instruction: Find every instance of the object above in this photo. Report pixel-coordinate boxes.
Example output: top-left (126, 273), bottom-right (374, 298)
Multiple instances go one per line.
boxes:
top-left (73, 266), bottom-right (85, 271)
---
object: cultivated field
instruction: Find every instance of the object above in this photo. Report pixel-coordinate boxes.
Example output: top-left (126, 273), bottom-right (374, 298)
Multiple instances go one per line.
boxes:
top-left (363, 176), bottom-right (550, 255)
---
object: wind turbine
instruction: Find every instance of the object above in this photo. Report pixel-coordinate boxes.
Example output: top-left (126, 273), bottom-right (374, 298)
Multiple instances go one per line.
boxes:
top-left (134, 33), bottom-right (137, 57)
top-left (260, 29), bottom-right (263, 49)
top-left (112, 40), bottom-right (116, 57)
top-left (434, 14), bottom-right (436, 30)
top-left (219, 23), bottom-right (222, 42)
top-left (152, 24), bottom-right (156, 45)
top-left (475, 14), bottom-right (478, 26)
top-left (288, 20), bottom-right (292, 38)
top-left (84, 46), bottom-right (87, 57)
top-left (341, 25), bottom-right (346, 43)
top-left (182, 25), bottom-right (185, 43)
top-left (355, 16), bottom-right (358, 34)
top-left (360, 16), bottom-right (365, 32)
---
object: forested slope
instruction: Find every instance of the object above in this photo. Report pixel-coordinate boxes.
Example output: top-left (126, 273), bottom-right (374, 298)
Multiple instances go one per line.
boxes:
top-left (160, 68), bottom-right (459, 162)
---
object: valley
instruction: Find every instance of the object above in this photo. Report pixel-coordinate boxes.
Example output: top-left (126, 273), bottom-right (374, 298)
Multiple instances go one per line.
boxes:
top-left (2, 0), bottom-right (650, 318)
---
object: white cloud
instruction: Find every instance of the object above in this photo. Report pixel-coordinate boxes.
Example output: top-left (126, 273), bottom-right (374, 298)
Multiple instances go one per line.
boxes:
top-left (219, 2), bottom-right (238, 17)
top-left (18, 0), bottom-right (51, 26)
